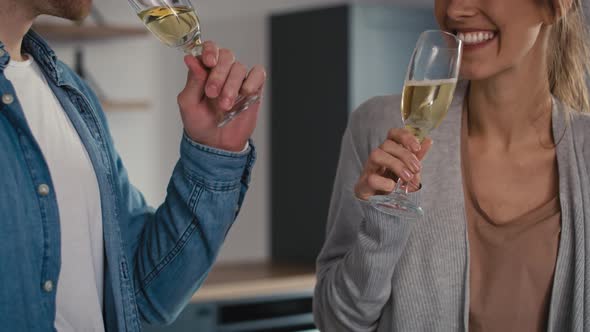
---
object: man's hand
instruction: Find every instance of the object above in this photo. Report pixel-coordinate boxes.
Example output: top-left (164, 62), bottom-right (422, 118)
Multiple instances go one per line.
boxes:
top-left (178, 41), bottom-right (266, 152)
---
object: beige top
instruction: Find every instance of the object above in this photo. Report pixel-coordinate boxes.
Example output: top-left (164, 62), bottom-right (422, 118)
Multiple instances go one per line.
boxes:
top-left (462, 115), bottom-right (562, 331)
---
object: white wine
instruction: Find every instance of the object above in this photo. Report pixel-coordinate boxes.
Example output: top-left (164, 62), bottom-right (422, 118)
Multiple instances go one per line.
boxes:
top-left (401, 79), bottom-right (457, 141)
top-left (138, 6), bottom-right (201, 49)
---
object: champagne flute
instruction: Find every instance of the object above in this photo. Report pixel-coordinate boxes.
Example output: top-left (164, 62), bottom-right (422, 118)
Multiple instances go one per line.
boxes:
top-left (369, 30), bottom-right (462, 218)
top-left (128, 0), bottom-right (261, 127)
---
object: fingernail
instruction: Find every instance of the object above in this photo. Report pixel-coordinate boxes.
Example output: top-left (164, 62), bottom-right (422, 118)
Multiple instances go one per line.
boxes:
top-left (402, 169), bottom-right (413, 180)
top-left (408, 181), bottom-right (422, 191)
top-left (412, 143), bottom-right (421, 152)
top-left (206, 84), bottom-right (218, 96)
top-left (222, 97), bottom-right (233, 109)
top-left (207, 55), bottom-right (216, 64)
top-left (411, 160), bottom-right (421, 172)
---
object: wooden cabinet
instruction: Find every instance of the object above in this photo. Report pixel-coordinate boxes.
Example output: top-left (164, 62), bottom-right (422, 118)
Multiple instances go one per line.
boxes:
top-left (142, 263), bottom-right (317, 332)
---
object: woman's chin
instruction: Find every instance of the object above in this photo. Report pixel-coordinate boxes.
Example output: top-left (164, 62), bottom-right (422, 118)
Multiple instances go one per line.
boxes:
top-left (459, 68), bottom-right (493, 82)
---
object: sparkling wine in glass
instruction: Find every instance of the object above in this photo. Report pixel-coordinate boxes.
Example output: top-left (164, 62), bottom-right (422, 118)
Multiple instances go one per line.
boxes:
top-left (128, 0), bottom-right (261, 127)
top-left (368, 30), bottom-right (462, 218)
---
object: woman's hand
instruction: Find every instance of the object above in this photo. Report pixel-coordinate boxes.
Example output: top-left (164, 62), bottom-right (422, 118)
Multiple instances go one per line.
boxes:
top-left (355, 128), bottom-right (433, 201)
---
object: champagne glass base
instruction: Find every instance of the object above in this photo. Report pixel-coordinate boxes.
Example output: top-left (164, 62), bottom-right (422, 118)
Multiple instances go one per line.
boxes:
top-left (368, 192), bottom-right (424, 219)
top-left (217, 94), bottom-right (261, 127)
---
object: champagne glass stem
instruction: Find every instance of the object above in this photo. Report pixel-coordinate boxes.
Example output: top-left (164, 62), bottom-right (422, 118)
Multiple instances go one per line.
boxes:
top-left (184, 40), bottom-right (203, 57)
top-left (394, 178), bottom-right (410, 195)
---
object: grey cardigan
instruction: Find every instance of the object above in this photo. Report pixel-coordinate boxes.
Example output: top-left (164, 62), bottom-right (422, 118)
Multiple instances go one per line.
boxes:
top-left (313, 85), bottom-right (590, 331)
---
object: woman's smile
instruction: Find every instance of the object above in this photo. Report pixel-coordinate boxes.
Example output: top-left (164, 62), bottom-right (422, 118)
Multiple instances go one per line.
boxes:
top-left (455, 29), bottom-right (498, 52)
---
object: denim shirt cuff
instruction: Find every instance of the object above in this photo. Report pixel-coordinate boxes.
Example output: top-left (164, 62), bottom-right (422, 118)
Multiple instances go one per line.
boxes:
top-left (180, 133), bottom-right (256, 187)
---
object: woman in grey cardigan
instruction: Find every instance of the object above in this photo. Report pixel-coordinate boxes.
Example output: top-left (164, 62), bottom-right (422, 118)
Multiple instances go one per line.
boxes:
top-left (314, 0), bottom-right (590, 330)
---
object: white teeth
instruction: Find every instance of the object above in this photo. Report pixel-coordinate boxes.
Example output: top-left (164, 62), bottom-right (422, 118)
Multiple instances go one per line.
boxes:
top-left (457, 31), bottom-right (495, 45)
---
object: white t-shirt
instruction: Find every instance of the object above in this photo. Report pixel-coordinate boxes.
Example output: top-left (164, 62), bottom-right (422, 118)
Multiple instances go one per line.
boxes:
top-left (5, 56), bottom-right (105, 332)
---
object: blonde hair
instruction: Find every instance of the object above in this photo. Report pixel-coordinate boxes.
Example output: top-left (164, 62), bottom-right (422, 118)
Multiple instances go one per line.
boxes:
top-left (548, 0), bottom-right (590, 113)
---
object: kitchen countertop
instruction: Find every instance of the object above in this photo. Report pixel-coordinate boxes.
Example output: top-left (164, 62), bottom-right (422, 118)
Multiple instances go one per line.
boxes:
top-left (191, 262), bottom-right (316, 303)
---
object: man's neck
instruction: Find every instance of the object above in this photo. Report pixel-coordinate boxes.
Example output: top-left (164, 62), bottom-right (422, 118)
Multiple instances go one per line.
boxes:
top-left (0, 0), bottom-right (37, 62)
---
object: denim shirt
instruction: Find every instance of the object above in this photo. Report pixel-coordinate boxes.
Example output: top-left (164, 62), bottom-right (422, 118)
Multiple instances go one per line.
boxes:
top-left (0, 30), bottom-right (256, 331)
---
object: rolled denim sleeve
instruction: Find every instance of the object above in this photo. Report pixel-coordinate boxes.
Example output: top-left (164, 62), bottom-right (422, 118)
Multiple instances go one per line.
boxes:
top-left (180, 133), bottom-right (254, 187)
top-left (125, 134), bottom-right (256, 325)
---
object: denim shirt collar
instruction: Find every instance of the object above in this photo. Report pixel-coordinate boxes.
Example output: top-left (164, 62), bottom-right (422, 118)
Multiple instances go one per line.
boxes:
top-left (0, 41), bottom-right (8, 70)
top-left (0, 29), bottom-right (61, 84)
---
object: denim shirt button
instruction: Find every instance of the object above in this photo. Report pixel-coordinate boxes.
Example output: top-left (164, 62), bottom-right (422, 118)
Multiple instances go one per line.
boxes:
top-left (2, 94), bottom-right (14, 105)
top-left (43, 280), bottom-right (53, 292)
top-left (37, 184), bottom-right (50, 196)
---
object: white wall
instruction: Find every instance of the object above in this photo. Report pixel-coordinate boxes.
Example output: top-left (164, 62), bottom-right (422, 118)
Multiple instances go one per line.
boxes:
top-left (47, 0), bottom-right (432, 263)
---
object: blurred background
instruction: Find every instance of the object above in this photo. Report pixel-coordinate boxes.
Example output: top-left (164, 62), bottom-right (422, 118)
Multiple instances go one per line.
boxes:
top-left (35, 0), bottom-right (436, 330)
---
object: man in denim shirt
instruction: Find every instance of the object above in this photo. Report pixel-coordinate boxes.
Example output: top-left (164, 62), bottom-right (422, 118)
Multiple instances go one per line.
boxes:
top-left (0, 0), bottom-right (266, 331)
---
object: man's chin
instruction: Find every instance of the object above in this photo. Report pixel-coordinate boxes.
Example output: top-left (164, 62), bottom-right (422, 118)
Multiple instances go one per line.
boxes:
top-left (48, 0), bottom-right (93, 22)
top-left (65, 10), bottom-right (91, 22)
